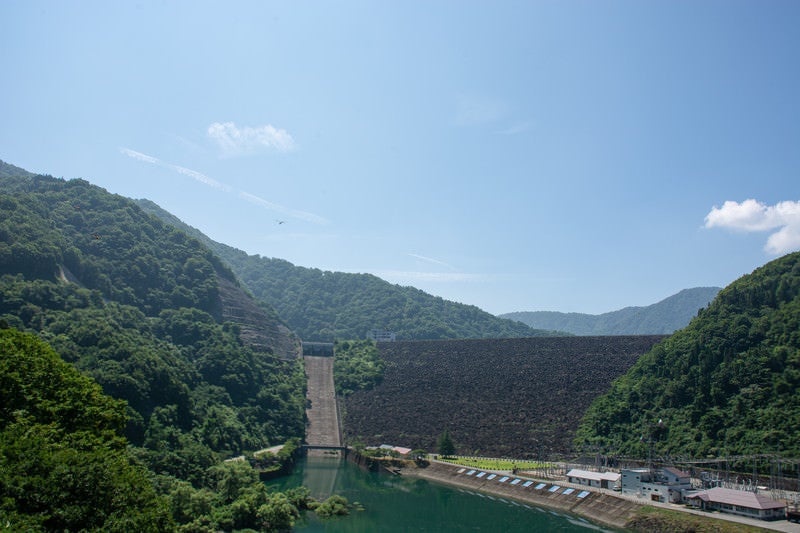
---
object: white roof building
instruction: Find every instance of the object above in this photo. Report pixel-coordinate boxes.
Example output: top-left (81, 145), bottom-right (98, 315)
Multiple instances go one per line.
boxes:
top-left (620, 468), bottom-right (692, 503)
top-left (372, 444), bottom-right (412, 456)
top-left (566, 469), bottom-right (621, 489)
top-left (686, 487), bottom-right (786, 521)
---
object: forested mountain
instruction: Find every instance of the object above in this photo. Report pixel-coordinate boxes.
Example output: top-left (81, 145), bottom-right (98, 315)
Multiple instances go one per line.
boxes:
top-left (137, 200), bottom-right (559, 341)
top-left (0, 160), bottom-right (320, 530)
top-left (0, 328), bottom-right (173, 531)
top-left (501, 287), bottom-right (721, 335)
top-left (576, 252), bottom-right (800, 458)
top-left (0, 160), bottom-right (305, 470)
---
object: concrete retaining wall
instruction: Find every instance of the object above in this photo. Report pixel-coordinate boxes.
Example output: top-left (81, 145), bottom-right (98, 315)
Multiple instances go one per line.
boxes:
top-left (401, 461), bottom-right (641, 529)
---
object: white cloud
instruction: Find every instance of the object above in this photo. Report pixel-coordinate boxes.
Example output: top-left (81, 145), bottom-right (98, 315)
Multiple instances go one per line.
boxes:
top-left (208, 121), bottom-right (296, 155)
top-left (765, 224), bottom-right (800, 255)
top-left (704, 199), bottom-right (800, 254)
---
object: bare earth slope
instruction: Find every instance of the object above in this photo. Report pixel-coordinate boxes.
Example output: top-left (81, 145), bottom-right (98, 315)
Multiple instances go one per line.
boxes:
top-left (342, 336), bottom-right (666, 457)
top-left (217, 277), bottom-right (299, 359)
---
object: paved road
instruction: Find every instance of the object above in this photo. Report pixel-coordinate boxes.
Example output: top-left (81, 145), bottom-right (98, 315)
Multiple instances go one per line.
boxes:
top-left (432, 459), bottom-right (800, 532)
top-left (304, 355), bottom-right (342, 453)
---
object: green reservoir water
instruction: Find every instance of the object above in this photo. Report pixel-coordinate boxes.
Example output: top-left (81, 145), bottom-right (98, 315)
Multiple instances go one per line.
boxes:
top-left (267, 456), bottom-right (617, 532)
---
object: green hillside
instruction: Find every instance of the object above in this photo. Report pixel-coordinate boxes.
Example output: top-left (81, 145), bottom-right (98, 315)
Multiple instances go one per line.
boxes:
top-left (576, 252), bottom-right (800, 458)
top-left (501, 287), bottom-right (721, 335)
top-left (0, 328), bottom-right (173, 531)
top-left (136, 199), bottom-right (559, 341)
top-left (0, 160), bottom-right (321, 530)
top-left (0, 160), bottom-right (305, 468)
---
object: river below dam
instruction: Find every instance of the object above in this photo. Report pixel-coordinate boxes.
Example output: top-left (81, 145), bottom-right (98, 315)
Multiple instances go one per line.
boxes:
top-left (267, 456), bottom-right (619, 532)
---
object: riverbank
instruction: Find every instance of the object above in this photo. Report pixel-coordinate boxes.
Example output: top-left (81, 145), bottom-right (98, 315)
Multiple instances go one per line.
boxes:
top-left (399, 460), bottom-right (793, 532)
top-left (400, 460), bottom-right (639, 529)
top-left (271, 455), bottom-right (612, 532)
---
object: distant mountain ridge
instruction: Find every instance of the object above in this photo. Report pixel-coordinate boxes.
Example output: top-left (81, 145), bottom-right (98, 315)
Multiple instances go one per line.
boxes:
top-left (500, 287), bottom-right (722, 335)
top-left (136, 199), bottom-right (562, 341)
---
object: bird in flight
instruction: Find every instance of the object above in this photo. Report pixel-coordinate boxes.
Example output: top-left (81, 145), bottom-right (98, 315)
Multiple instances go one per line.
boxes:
top-left (275, 219), bottom-right (286, 225)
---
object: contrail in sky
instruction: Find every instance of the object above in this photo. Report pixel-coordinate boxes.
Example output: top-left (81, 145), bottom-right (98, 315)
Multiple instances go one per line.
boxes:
top-left (239, 191), bottom-right (329, 225)
top-left (121, 147), bottom-right (327, 224)
top-left (408, 253), bottom-right (457, 271)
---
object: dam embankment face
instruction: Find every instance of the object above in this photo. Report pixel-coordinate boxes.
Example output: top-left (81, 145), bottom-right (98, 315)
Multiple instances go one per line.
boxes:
top-left (342, 336), bottom-right (666, 457)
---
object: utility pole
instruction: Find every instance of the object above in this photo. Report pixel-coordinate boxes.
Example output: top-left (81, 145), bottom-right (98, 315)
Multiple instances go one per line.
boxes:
top-left (753, 456), bottom-right (758, 493)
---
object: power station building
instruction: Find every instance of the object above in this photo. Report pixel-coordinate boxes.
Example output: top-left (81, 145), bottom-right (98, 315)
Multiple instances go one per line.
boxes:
top-left (620, 467), bottom-right (692, 503)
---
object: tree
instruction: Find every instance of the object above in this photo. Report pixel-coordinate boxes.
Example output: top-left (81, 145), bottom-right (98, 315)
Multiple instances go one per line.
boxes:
top-left (576, 251), bottom-right (800, 458)
top-left (0, 328), bottom-right (174, 531)
top-left (437, 429), bottom-right (455, 457)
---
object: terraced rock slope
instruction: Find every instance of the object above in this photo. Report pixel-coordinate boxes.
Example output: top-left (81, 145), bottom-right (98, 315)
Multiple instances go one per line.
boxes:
top-left (342, 336), bottom-right (666, 457)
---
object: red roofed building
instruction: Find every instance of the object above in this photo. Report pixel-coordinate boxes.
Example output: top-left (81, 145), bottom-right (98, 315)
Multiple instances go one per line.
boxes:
top-left (686, 487), bottom-right (786, 521)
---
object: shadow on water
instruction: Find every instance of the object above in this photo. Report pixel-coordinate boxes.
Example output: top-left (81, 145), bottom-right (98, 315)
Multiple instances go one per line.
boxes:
top-left (302, 454), bottom-right (342, 500)
top-left (266, 457), bottom-right (620, 532)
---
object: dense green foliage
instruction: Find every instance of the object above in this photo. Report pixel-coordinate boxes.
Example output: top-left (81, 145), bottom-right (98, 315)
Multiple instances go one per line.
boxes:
top-left (576, 252), bottom-right (800, 458)
top-left (0, 165), bottom-right (305, 451)
top-left (0, 170), bottom-right (234, 318)
top-left (0, 328), bottom-right (173, 531)
top-left (0, 265), bottom-right (304, 463)
top-left (333, 339), bottom-right (384, 396)
top-left (0, 274), bottom-right (304, 462)
top-left (251, 438), bottom-right (301, 475)
top-left (0, 325), bottom-right (324, 532)
top-left (310, 495), bottom-right (350, 518)
top-left (0, 162), bottom-right (310, 530)
top-left (502, 287), bottom-right (721, 335)
top-left (0, 160), bottom-right (34, 179)
top-left (161, 459), bottom-right (316, 532)
top-left (136, 199), bottom-right (557, 341)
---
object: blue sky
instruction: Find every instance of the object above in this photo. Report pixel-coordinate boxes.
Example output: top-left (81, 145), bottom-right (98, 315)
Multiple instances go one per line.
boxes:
top-left (2, 1), bottom-right (799, 314)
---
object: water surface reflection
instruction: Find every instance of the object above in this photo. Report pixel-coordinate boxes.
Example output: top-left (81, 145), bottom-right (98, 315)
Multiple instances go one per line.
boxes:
top-left (267, 456), bottom-right (617, 532)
